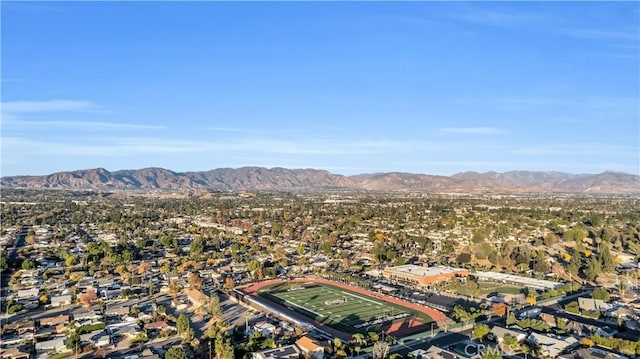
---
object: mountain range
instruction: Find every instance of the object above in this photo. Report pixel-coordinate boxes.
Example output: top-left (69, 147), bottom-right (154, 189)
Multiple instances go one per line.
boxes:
top-left (1, 167), bottom-right (639, 194)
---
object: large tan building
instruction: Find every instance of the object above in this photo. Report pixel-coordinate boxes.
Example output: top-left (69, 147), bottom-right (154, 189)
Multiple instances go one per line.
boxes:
top-left (382, 264), bottom-right (468, 286)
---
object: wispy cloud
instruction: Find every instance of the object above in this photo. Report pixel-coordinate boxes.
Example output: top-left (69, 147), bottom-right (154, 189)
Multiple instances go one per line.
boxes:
top-left (1, 136), bottom-right (436, 158)
top-left (6, 120), bottom-right (166, 131)
top-left (2, 100), bottom-right (97, 113)
top-left (513, 144), bottom-right (638, 157)
top-left (438, 127), bottom-right (509, 135)
top-left (447, 7), bottom-right (545, 27)
top-left (2, 99), bottom-right (163, 132)
top-left (562, 27), bottom-right (639, 42)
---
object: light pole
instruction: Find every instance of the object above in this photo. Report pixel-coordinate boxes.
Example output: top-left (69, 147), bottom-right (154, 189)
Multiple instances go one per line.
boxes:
top-left (431, 322), bottom-right (435, 337)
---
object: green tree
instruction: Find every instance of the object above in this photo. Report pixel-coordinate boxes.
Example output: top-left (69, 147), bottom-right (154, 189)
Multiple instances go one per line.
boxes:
top-left (0, 252), bottom-right (7, 271)
top-left (598, 243), bottom-right (615, 273)
top-left (190, 236), bottom-right (205, 258)
top-left (177, 314), bottom-right (191, 337)
top-left (66, 330), bottom-right (81, 351)
top-left (592, 287), bottom-right (610, 302)
top-left (21, 258), bottom-right (35, 270)
top-left (472, 324), bottom-right (490, 340)
top-left (583, 256), bottom-right (602, 281)
top-left (164, 346), bottom-right (189, 359)
top-left (567, 250), bottom-right (581, 277)
top-left (208, 293), bottom-right (222, 318)
top-left (456, 252), bottom-right (471, 264)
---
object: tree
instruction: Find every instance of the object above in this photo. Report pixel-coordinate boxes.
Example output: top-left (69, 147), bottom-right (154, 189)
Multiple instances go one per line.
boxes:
top-left (169, 278), bottom-right (180, 299)
top-left (66, 330), bottom-right (81, 351)
top-left (164, 346), bottom-right (189, 359)
top-left (65, 254), bottom-right (78, 267)
top-left (618, 277), bottom-right (629, 298)
top-left (78, 287), bottom-right (98, 306)
top-left (592, 287), bottom-right (610, 302)
top-left (583, 256), bottom-right (602, 281)
top-left (372, 341), bottom-right (390, 359)
top-left (599, 243), bottom-right (616, 273)
top-left (21, 258), bottom-right (35, 270)
top-left (506, 311), bottom-right (516, 325)
top-left (567, 250), bottom-right (581, 277)
top-left (208, 293), bottom-right (222, 318)
top-left (456, 252), bottom-right (472, 264)
top-left (492, 303), bottom-right (507, 317)
top-left (177, 314), bottom-right (191, 337)
top-left (189, 272), bottom-right (204, 290)
top-left (0, 252), bottom-right (8, 271)
top-left (138, 261), bottom-right (150, 275)
top-left (472, 324), bottom-right (490, 340)
top-left (351, 333), bottom-right (366, 346)
top-left (367, 331), bottom-right (379, 343)
top-left (190, 236), bottom-right (205, 258)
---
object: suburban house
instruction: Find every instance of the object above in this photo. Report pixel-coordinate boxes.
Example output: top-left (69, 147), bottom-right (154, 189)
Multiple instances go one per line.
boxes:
top-left (144, 321), bottom-right (175, 332)
top-left (251, 321), bottom-right (277, 338)
top-left (40, 314), bottom-right (70, 327)
top-left (252, 345), bottom-right (301, 359)
top-left (424, 345), bottom-right (463, 359)
top-left (0, 346), bottom-right (30, 359)
top-left (527, 333), bottom-right (578, 358)
top-left (295, 335), bottom-right (326, 359)
top-left (50, 294), bottom-right (73, 307)
top-left (183, 288), bottom-right (209, 307)
top-left (16, 288), bottom-right (39, 301)
top-left (36, 337), bottom-right (67, 354)
top-left (578, 298), bottom-right (606, 312)
top-left (489, 326), bottom-right (527, 343)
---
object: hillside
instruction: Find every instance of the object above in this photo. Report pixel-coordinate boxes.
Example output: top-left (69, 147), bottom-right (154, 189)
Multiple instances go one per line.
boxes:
top-left (1, 167), bottom-right (638, 194)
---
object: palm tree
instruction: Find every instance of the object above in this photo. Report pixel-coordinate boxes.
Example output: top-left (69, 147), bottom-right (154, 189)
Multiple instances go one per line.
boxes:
top-left (372, 341), bottom-right (390, 359)
top-left (351, 333), bottom-right (366, 346)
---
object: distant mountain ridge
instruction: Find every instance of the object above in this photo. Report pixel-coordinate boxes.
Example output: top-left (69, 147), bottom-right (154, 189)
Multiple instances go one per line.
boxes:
top-left (1, 167), bottom-right (638, 194)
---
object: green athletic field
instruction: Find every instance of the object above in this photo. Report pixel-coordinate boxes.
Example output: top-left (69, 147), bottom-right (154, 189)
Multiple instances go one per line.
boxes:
top-left (257, 282), bottom-right (433, 334)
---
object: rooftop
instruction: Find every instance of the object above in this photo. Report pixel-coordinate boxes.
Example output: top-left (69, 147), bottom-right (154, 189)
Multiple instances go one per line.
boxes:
top-left (384, 264), bottom-right (467, 278)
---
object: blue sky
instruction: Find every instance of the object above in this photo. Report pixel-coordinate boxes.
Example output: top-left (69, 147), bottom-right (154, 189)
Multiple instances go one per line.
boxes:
top-left (1, 1), bottom-right (638, 176)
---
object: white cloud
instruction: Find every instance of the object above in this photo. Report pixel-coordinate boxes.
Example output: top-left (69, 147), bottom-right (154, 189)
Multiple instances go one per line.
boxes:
top-left (2, 100), bottom-right (96, 113)
top-left (8, 120), bottom-right (166, 130)
top-left (563, 27), bottom-right (639, 42)
top-left (512, 144), bottom-right (638, 157)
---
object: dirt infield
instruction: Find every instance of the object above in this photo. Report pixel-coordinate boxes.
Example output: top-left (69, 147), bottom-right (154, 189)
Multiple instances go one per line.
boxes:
top-left (239, 277), bottom-right (450, 339)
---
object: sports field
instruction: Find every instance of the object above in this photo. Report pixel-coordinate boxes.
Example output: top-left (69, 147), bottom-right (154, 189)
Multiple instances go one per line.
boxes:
top-left (258, 282), bottom-right (433, 334)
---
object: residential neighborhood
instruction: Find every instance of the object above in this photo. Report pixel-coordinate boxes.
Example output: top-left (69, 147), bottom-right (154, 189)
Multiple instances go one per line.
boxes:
top-left (1, 189), bottom-right (639, 359)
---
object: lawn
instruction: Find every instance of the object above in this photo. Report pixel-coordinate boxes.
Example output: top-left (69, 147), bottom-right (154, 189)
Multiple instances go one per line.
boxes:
top-left (258, 282), bottom-right (432, 334)
top-left (479, 281), bottom-right (524, 295)
top-left (455, 282), bottom-right (524, 298)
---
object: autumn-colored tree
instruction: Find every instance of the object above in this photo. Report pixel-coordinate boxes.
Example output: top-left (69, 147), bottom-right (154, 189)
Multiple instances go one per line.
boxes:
top-left (492, 303), bottom-right (507, 317)
top-left (580, 338), bottom-right (594, 347)
top-left (138, 262), bottom-right (150, 275)
top-left (189, 272), bottom-right (204, 290)
top-left (526, 295), bottom-right (537, 306)
top-left (78, 287), bottom-right (98, 306)
top-left (169, 278), bottom-right (180, 299)
top-left (160, 263), bottom-right (170, 274)
top-left (224, 277), bottom-right (234, 289)
top-left (26, 235), bottom-right (37, 245)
